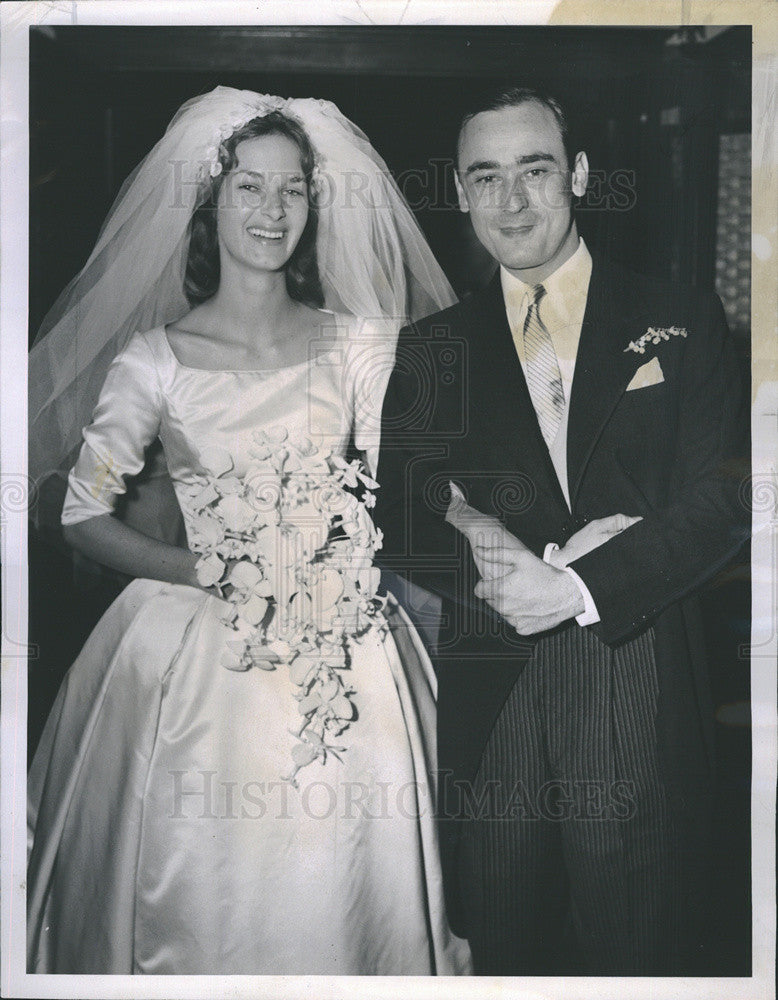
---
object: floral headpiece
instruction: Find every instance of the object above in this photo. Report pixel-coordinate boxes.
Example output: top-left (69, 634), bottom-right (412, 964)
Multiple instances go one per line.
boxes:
top-left (198, 96), bottom-right (324, 186)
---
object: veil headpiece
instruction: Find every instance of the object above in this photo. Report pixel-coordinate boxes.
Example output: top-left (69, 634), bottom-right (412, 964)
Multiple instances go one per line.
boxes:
top-left (29, 86), bottom-right (456, 524)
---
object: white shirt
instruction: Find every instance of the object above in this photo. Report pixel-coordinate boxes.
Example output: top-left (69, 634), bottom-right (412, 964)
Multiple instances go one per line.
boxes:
top-left (500, 237), bottom-right (599, 626)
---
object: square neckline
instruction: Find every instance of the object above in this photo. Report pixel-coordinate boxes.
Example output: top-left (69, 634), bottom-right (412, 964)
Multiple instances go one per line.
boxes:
top-left (160, 310), bottom-right (345, 374)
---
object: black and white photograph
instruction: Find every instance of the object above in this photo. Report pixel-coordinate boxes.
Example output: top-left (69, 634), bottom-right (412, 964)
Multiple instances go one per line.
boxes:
top-left (1, 3), bottom-right (775, 998)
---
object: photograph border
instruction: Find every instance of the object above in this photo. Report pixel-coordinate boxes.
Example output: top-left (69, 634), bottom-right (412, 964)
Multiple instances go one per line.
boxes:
top-left (2, 2), bottom-right (776, 998)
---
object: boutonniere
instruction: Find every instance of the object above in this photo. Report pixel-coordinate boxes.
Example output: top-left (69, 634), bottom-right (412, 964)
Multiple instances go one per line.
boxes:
top-left (624, 326), bottom-right (687, 354)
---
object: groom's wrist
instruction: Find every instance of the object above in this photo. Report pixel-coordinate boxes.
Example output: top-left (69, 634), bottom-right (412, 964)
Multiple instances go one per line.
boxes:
top-left (562, 566), bottom-right (600, 625)
top-left (553, 568), bottom-right (586, 621)
top-left (530, 562), bottom-right (586, 627)
top-left (542, 544), bottom-right (599, 625)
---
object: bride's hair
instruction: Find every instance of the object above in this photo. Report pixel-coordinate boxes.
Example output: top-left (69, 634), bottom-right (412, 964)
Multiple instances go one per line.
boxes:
top-left (185, 111), bottom-right (324, 308)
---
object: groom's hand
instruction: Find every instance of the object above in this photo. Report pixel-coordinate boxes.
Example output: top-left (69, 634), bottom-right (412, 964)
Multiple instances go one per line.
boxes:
top-left (474, 551), bottom-right (585, 634)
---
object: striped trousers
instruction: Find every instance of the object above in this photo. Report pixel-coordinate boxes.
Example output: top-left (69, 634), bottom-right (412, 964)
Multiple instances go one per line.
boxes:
top-left (455, 624), bottom-right (688, 975)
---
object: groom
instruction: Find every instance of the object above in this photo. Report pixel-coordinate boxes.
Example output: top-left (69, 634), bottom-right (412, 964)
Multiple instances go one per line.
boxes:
top-left (373, 87), bottom-right (749, 974)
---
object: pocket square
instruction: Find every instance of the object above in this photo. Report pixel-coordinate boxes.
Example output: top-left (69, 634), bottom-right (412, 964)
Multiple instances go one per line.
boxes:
top-left (626, 356), bottom-right (664, 391)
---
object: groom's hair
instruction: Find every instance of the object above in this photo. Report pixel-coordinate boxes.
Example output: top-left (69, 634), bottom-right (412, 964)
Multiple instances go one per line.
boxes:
top-left (457, 86), bottom-right (577, 169)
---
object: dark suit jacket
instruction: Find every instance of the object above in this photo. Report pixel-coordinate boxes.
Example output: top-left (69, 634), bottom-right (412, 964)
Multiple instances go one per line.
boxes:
top-left (373, 255), bottom-right (749, 926)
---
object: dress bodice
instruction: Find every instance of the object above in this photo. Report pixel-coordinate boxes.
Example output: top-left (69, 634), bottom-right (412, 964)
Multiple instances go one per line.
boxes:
top-left (61, 322), bottom-right (385, 541)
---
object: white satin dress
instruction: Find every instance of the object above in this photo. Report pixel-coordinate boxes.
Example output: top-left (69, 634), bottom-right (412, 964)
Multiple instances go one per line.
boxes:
top-left (27, 324), bottom-right (471, 976)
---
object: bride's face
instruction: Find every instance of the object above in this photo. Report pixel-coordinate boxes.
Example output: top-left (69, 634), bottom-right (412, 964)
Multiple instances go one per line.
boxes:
top-left (216, 133), bottom-right (310, 274)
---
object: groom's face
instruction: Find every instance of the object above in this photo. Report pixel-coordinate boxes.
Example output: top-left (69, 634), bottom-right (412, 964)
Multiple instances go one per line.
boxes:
top-left (455, 100), bottom-right (588, 283)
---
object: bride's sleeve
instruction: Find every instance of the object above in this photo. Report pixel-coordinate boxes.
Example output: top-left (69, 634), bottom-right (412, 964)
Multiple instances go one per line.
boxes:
top-left (345, 316), bottom-right (398, 479)
top-left (61, 333), bottom-right (163, 525)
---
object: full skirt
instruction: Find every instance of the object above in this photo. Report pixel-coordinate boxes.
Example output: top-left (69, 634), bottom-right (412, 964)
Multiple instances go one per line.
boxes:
top-left (27, 579), bottom-right (471, 975)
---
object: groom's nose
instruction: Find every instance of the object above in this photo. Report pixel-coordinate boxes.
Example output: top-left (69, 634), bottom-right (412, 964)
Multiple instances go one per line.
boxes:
top-left (503, 175), bottom-right (529, 212)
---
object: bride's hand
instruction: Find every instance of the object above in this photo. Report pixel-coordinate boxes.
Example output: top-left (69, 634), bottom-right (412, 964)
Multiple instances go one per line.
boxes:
top-left (195, 555), bottom-right (255, 598)
top-left (546, 514), bottom-right (642, 569)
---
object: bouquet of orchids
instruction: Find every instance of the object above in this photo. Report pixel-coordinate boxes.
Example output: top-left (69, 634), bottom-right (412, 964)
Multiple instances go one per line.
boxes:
top-left (179, 426), bottom-right (386, 784)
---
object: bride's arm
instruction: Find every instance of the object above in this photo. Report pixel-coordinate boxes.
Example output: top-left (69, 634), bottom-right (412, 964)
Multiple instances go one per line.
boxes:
top-left (59, 332), bottom-right (204, 590)
top-left (63, 514), bottom-right (201, 589)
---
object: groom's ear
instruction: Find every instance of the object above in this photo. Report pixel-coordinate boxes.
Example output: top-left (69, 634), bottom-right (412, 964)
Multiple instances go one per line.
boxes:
top-left (571, 151), bottom-right (589, 198)
top-left (454, 171), bottom-right (470, 213)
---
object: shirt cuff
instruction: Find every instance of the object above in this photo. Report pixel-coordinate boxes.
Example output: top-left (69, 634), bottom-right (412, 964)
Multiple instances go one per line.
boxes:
top-left (563, 566), bottom-right (601, 626)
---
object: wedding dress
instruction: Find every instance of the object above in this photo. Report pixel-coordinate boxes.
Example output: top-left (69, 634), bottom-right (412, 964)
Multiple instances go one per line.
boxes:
top-left (27, 323), bottom-right (471, 976)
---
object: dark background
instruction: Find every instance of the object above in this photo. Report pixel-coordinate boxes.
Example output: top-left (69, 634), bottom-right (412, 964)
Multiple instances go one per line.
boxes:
top-left (28, 24), bottom-right (752, 975)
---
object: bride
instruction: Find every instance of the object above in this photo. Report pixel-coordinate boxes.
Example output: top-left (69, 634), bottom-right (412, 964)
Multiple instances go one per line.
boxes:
top-left (26, 87), bottom-right (472, 975)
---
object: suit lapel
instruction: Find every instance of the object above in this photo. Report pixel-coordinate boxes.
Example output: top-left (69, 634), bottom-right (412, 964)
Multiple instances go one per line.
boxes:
top-left (470, 272), bottom-right (570, 513)
top-left (567, 257), bottom-right (653, 508)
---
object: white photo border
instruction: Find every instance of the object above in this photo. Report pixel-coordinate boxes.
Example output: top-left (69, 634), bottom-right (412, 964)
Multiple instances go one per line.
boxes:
top-left (2, 2), bottom-right (775, 998)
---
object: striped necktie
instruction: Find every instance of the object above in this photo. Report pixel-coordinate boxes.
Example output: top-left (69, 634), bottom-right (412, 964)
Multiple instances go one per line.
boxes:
top-left (522, 284), bottom-right (564, 446)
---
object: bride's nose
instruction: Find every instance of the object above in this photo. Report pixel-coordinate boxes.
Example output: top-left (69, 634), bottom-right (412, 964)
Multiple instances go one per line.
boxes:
top-left (261, 186), bottom-right (286, 221)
